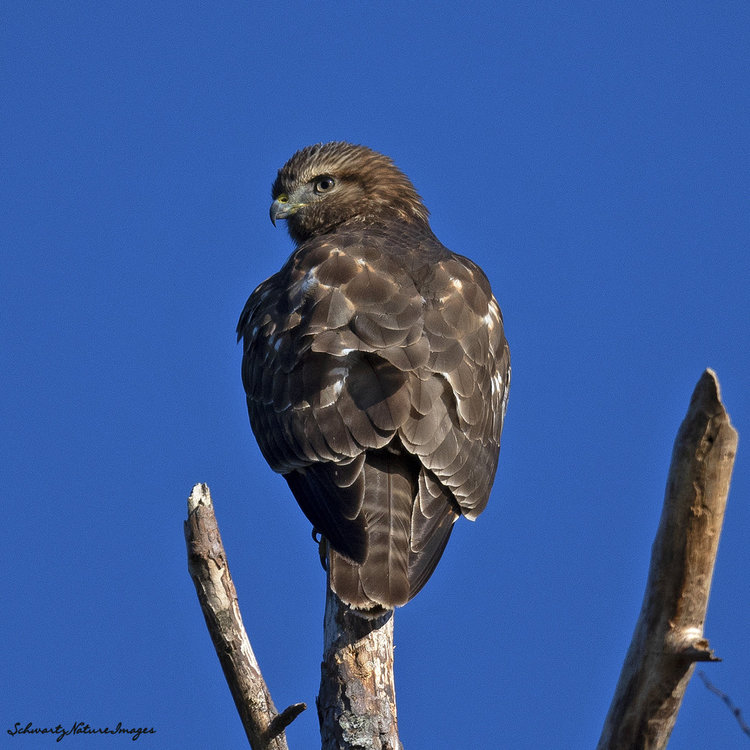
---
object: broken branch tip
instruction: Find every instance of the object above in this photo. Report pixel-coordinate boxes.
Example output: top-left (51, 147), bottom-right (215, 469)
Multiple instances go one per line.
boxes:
top-left (187, 482), bottom-right (213, 514)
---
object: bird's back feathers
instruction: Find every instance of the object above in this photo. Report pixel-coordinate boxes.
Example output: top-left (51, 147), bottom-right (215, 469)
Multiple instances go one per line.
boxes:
top-left (239, 143), bottom-right (509, 612)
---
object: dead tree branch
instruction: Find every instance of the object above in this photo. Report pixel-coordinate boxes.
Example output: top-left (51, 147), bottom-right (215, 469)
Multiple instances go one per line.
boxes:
top-left (185, 481), bottom-right (400, 749)
top-left (697, 671), bottom-right (750, 739)
top-left (185, 483), bottom-right (306, 749)
top-left (597, 369), bottom-right (738, 750)
top-left (186, 370), bottom-right (737, 749)
top-left (317, 584), bottom-right (401, 750)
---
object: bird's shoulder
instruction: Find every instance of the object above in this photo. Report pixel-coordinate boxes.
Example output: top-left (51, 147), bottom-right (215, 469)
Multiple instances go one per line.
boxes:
top-left (237, 220), bottom-right (496, 341)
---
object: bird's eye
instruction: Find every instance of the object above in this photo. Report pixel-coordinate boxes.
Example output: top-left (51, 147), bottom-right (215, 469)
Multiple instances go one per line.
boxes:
top-left (314, 176), bottom-right (335, 194)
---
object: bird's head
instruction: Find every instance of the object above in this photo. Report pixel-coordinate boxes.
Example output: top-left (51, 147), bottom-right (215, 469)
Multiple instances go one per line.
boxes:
top-left (269, 142), bottom-right (430, 244)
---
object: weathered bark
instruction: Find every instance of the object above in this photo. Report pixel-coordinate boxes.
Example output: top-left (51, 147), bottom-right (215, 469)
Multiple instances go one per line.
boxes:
top-left (317, 584), bottom-right (402, 750)
top-left (597, 369), bottom-right (738, 750)
top-left (185, 483), bottom-right (306, 750)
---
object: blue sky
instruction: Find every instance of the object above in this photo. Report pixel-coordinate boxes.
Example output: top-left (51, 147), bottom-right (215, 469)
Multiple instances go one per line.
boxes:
top-left (2, 2), bottom-right (748, 748)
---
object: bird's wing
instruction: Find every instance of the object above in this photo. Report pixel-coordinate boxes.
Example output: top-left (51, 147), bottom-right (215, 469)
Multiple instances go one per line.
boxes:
top-left (401, 251), bottom-right (511, 519)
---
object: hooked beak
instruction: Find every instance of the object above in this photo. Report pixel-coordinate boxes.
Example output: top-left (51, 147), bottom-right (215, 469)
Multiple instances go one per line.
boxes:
top-left (270, 194), bottom-right (304, 226)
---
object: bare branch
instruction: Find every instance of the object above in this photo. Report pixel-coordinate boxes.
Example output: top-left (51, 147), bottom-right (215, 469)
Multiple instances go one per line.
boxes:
top-left (597, 369), bottom-right (738, 750)
top-left (185, 483), bottom-right (306, 749)
top-left (697, 671), bottom-right (750, 740)
top-left (317, 583), bottom-right (402, 750)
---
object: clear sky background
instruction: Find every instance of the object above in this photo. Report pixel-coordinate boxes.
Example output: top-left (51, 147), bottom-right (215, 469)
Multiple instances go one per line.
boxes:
top-left (3, 3), bottom-right (748, 748)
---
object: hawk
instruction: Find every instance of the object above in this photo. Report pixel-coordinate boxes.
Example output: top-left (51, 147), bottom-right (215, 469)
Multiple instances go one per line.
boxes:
top-left (238, 142), bottom-right (510, 613)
